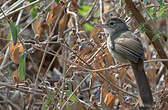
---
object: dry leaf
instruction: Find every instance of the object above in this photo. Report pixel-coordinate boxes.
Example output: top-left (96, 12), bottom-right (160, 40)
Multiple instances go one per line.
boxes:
top-left (0, 54), bottom-right (3, 64)
top-left (105, 49), bottom-right (115, 66)
top-left (165, 76), bottom-right (168, 88)
top-left (90, 27), bottom-right (103, 46)
top-left (126, 68), bottom-right (135, 81)
top-left (146, 67), bottom-right (157, 83)
top-left (12, 70), bottom-right (21, 83)
top-left (9, 42), bottom-right (24, 64)
top-left (46, 2), bottom-right (62, 23)
top-left (104, 92), bottom-right (115, 106)
top-left (119, 68), bottom-right (127, 84)
top-left (32, 18), bottom-right (41, 37)
top-left (101, 82), bottom-right (109, 102)
top-left (58, 13), bottom-right (70, 38)
top-left (92, 72), bottom-right (97, 78)
top-left (70, 0), bottom-right (80, 12)
top-left (32, 18), bottom-right (49, 40)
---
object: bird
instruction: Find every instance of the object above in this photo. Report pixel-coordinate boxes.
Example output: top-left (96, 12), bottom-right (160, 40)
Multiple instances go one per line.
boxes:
top-left (97, 18), bottom-right (153, 108)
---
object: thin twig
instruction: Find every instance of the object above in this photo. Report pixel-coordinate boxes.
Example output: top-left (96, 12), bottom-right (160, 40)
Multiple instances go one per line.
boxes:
top-left (87, 42), bottom-right (106, 63)
top-left (99, 0), bottom-right (104, 23)
top-left (60, 73), bottom-right (91, 110)
top-left (34, 3), bottom-right (66, 87)
top-left (0, 0), bottom-right (41, 20)
top-left (0, 0), bottom-right (25, 17)
top-left (67, 1), bottom-right (79, 33)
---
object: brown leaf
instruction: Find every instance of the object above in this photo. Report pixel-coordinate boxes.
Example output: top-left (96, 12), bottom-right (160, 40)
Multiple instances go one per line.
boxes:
top-left (101, 82), bottom-right (109, 102)
top-left (32, 18), bottom-right (49, 40)
top-left (105, 49), bottom-right (115, 66)
top-left (119, 68), bottom-right (127, 83)
top-left (32, 18), bottom-right (41, 37)
top-left (165, 76), bottom-right (168, 88)
top-left (104, 92), bottom-right (115, 106)
top-left (12, 70), bottom-right (21, 83)
top-left (0, 54), bottom-right (3, 64)
top-left (90, 27), bottom-right (103, 46)
top-left (9, 42), bottom-right (23, 64)
top-left (126, 68), bottom-right (135, 81)
top-left (58, 13), bottom-right (70, 38)
top-left (46, 2), bottom-right (62, 24)
top-left (146, 67), bottom-right (157, 83)
top-left (70, 0), bottom-right (80, 12)
top-left (91, 72), bottom-right (97, 78)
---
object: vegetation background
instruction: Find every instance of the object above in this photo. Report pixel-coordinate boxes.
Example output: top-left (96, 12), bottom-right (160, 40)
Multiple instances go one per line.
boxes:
top-left (0, 0), bottom-right (168, 110)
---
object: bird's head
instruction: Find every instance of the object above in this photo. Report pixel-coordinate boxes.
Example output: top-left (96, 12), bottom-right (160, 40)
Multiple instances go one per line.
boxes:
top-left (96, 18), bottom-right (129, 35)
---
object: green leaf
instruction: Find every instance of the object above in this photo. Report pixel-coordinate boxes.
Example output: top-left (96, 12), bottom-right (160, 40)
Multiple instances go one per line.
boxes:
top-left (93, 18), bottom-right (98, 22)
top-left (66, 104), bottom-right (71, 110)
top-left (116, 12), bottom-right (120, 17)
top-left (66, 83), bottom-right (78, 102)
top-left (9, 22), bottom-right (18, 45)
top-left (84, 23), bottom-right (93, 32)
top-left (19, 53), bottom-right (26, 81)
top-left (55, 0), bottom-right (60, 3)
top-left (158, 5), bottom-right (168, 17)
top-left (42, 92), bottom-right (56, 110)
top-left (66, 91), bottom-right (78, 102)
top-left (30, 7), bottom-right (37, 18)
top-left (158, 0), bottom-right (163, 6)
top-left (166, 34), bottom-right (168, 38)
top-left (8, 32), bottom-right (11, 41)
top-left (34, 3), bottom-right (40, 7)
top-left (147, 8), bottom-right (157, 19)
top-left (45, 7), bottom-right (51, 13)
top-left (78, 5), bottom-right (92, 15)
top-left (29, 0), bottom-right (36, 3)
top-left (152, 33), bottom-right (160, 42)
top-left (67, 83), bottom-right (72, 92)
top-left (120, 0), bottom-right (125, 7)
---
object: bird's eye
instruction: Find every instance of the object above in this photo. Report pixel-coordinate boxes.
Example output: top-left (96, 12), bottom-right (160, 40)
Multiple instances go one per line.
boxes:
top-left (110, 22), bottom-right (114, 25)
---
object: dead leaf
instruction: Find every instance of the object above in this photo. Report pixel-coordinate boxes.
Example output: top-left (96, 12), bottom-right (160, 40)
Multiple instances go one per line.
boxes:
top-left (90, 27), bottom-right (103, 46)
top-left (92, 72), bottom-right (97, 78)
top-left (126, 68), bottom-right (135, 81)
top-left (10, 47), bottom-right (19, 64)
top-left (32, 18), bottom-right (49, 40)
top-left (70, 0), bottom-right (80, 12)
top-left (58, 13), bottom-right (70, 38)
top-left (32, 18), bottom-right (41, 37)
top-left (46, 2), bottom-right (63, 24)
top-left (101, 82), bottom-right (109, 102)
top-left (12, 70), bottom-right (21, 83)
top-left (9, 42), bottom-right (24, 64)
top-left (119, 68), bottom-right (127, 84)
top-left (104, 92), bottom-right (115, 106)
top-left (0, 54), bottom-right (3, 64)
top-left (105, 49), bottom-right (115, 66)
top-left (146, 67), bottom-right (157, 84)
top-left (165, 76), bottom-right (168, 88)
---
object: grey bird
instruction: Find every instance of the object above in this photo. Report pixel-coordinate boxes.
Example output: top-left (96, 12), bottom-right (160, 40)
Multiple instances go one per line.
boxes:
top-left (97, 18), bottom-right (153, 108)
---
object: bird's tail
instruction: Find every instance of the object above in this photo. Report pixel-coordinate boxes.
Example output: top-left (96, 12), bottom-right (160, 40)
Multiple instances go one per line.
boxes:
top-left (131, 60), bottom-right (153, 107)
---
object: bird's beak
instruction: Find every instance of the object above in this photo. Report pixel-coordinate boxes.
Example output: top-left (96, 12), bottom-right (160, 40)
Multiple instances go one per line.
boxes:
top-left (95, 23), bottom-right (108, 28)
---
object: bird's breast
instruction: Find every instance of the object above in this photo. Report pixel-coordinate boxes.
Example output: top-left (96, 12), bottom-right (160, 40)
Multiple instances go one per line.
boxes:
top-left (107, 36), bottom-right (129, 63)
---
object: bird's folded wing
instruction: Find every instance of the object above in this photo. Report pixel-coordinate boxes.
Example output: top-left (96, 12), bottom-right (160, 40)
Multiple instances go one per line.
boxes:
top-left (114, 34), bottom-right (144, 63)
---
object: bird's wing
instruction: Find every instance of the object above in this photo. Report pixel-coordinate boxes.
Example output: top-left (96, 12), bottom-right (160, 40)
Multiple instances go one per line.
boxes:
top-left (114, 32), bottom-right (144, 63)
